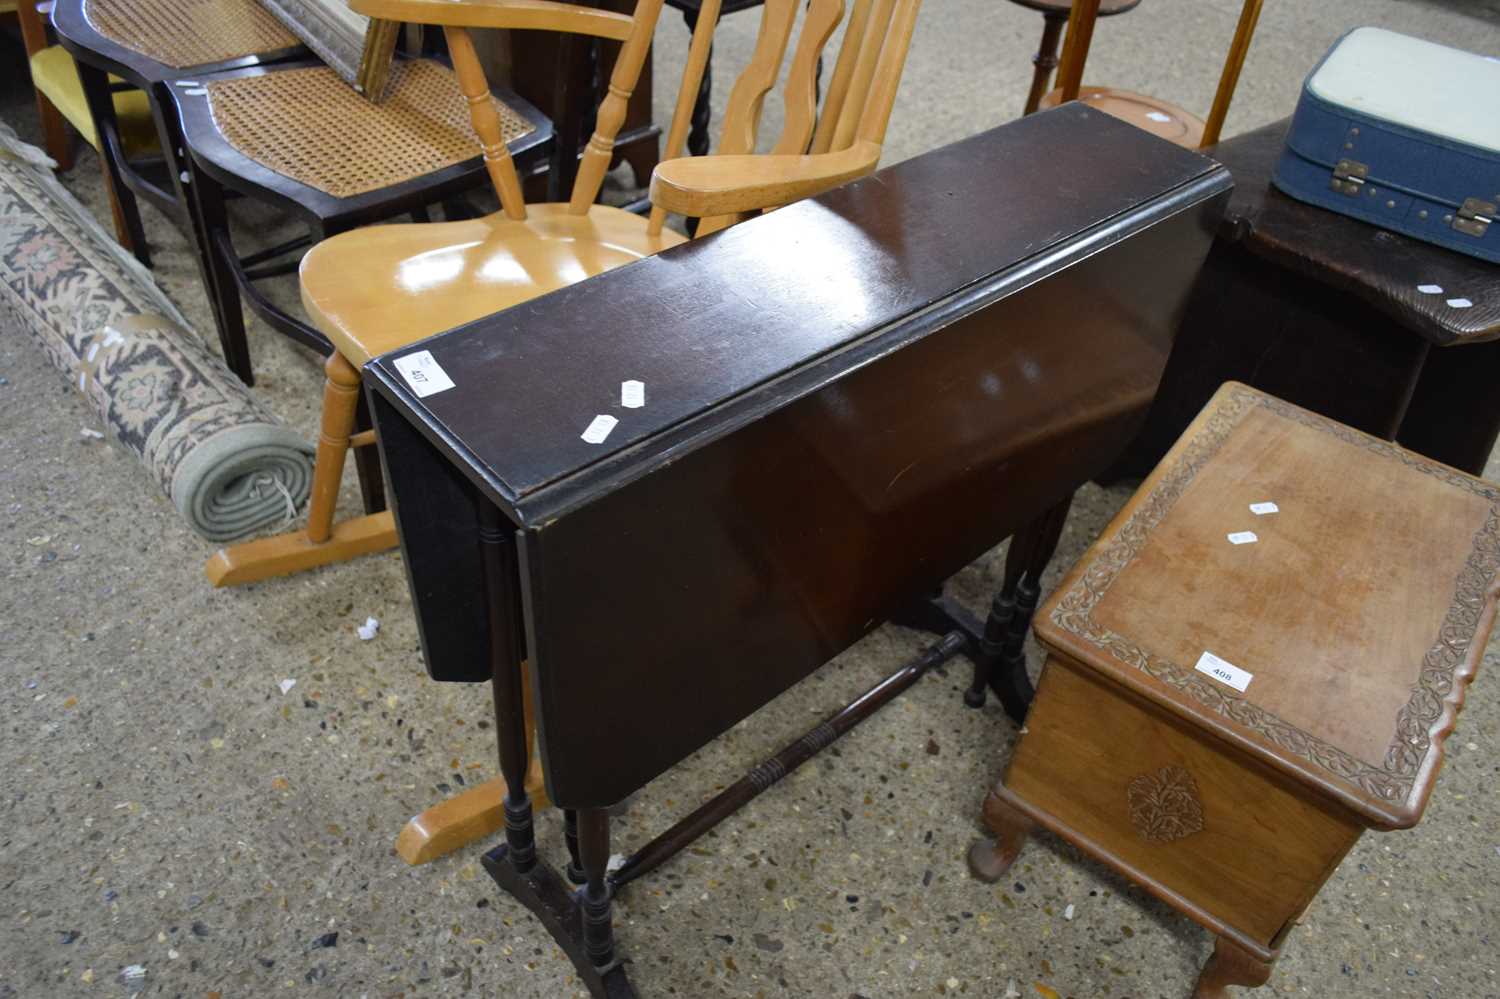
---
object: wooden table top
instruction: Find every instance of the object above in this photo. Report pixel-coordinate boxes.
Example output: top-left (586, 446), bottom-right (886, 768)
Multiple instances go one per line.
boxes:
top-left (1211, 119), bottom-right (1500, 347)
top-left (1037, 383), bottom-right (1500, 828)
top-left (366, 104), bottom-right (1224, 529)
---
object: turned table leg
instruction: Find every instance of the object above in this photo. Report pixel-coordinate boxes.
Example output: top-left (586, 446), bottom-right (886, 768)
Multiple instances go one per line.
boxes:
top-left (967, 787), bottom-right (1033, 881)
top-left (990, 493), bottom-right (1074, 708)
top-left (1023, 11), bottom-right (1069, 115)
top-left (480, 502), bottom-right (537, 874)
top-left (1193, 936), bottom-right (1273, 998)
top-left (577, 808), bottom-right (618, 970)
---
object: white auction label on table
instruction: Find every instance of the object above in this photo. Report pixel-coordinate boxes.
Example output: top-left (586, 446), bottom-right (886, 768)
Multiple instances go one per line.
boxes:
top-left (621, 379), bottom-right (645, 408)
top-left (1249, 501), bottom-right (1279, 516)
top-left (393, 350), bottom-right (456, 398)
top-left (1194, 650), bottom-right (1253, 692)
top-left (1227, 531), bottom-right (1258, 545)
top-left (580, 414), bottom-right (618, 445)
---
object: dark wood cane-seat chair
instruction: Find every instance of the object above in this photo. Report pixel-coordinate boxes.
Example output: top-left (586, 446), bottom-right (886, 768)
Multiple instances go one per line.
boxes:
top-left (169, 56), bottom-right (550, 384)
top-left (50, 0), bottom-right (305, 266)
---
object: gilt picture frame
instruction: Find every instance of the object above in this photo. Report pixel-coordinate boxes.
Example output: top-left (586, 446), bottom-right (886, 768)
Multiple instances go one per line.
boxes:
top-left (257, 0), bottom-right (399, 98)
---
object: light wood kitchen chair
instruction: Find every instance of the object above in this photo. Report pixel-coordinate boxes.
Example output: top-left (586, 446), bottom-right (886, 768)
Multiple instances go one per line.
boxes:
top-left (206, 0), bottom-right (925, 589)
top-left (1040, 0), bottom-right (1263, 148)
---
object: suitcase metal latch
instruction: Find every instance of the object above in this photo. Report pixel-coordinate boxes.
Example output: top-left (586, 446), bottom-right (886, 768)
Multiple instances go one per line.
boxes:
top-left (1454, 198), bottom-right (1495, 238)
top-left (1330, 160), bottom-right (1368, 196)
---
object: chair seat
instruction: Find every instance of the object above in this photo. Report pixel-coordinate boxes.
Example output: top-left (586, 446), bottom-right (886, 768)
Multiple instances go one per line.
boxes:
top-left (81, 0), bottom-right (297, 69)
top-left (29, 47), bottom-right (157, 156)
top-left (1039, 86), bottom-right (1204, 148)
top-left (202, 60), bottom-right (538, 201)
top-left (301, 203), bottom-right (688, 365)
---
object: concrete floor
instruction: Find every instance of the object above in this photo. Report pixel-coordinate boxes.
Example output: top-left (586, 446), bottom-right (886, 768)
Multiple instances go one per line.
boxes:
top-left (4, 2), bottom-right (1500, 997)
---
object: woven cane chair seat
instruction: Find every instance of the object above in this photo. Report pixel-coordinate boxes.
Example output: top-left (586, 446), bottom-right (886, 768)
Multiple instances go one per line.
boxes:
top-left (82, 0), bottom-right (298, 69)
top-left (204, 60), bottom-right (537, 199)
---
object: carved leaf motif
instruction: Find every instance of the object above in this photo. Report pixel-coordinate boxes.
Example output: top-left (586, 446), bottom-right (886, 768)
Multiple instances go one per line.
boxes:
top-left (1049, 387), bottom-right (1500, 805)
top-left (1127, 766), bottom-right (1205, 843)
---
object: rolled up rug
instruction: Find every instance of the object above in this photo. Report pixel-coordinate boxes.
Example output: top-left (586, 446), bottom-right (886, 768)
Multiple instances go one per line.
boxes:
top-left (0, 123), bottom-right (313, 542)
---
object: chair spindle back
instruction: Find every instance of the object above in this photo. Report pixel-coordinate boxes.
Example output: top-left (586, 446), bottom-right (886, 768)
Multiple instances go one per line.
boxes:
top-left (435, 0), bottom-right (667, 220)
top-left (674, 0), bottom-right (919, 163)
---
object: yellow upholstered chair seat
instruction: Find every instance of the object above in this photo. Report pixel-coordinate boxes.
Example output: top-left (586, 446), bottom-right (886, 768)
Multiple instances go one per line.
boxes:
top-left (29, 45), bottom-right (157, 156)
top-left (300, 203), bottom-right (686, 365)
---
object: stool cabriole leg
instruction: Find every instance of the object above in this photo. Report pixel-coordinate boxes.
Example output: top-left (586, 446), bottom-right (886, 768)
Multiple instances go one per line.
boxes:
top-left (967, 788), bottom-right (1033, 882)
top-left (1193, 936), bottom-right (1273, 998)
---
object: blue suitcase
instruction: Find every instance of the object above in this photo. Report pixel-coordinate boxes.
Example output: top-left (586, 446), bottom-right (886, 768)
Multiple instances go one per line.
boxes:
top-left (1272, 27), bottom-right (1500, 264)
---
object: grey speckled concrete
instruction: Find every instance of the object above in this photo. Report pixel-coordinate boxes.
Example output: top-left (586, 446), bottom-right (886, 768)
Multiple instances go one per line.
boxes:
top-left (3, 3), bottom-right (1500, 997)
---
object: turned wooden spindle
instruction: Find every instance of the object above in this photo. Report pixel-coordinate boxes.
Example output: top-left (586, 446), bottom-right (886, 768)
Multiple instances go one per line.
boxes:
top-left (569, 0), bottom-right (666, 214)
top-left (444, 25), bottom-right (527, 219)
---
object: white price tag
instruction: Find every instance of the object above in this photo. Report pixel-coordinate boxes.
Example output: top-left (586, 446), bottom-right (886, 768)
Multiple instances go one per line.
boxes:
top-left (1195, 650), bottom-right (1253, 692)
top-left (393, 350), bottom-right (456, 398)
top-left (1227, 531), bottom-right (1258, 545)
top-left (580, 414), bottom-right (618, 445)
top-left (1249, 502), bottom-right (1278, 516)
top-left (621, 379), bottom-right (645, 409)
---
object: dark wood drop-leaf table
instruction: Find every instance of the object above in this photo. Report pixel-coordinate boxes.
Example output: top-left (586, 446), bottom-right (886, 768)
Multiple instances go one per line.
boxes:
top-left (364, 105), bottom-right (1232, 997)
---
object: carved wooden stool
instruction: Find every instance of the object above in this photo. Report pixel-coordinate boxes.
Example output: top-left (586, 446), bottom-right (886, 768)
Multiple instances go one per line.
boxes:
top-left (969, 382), bottom-right (1500, 997)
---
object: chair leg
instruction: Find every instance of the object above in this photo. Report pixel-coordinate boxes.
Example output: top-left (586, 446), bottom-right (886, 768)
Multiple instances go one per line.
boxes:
top-left (1023, 11), bottom-right (1068, 115)
top-left (74, 60), bottom-right (149, 266)
top-left (186, 156), bottom-right (255, 385)
top-left (36, 93), bottom-right (75, 171)
top-left (151, 84), bottom-right (235, 356)
top-left (306, 352), bottom-right (361, 543)
top-left (99, 159), bottom-right (141, 259)
top-left (204, 353), bottom-right (398, 587)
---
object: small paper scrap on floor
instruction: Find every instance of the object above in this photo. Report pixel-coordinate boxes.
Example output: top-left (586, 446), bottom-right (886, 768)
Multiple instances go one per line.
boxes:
top-left (278, 679), bottom-right (297, 695)
top-left (119, 964), bottom-right (146, 983)
top-left (1063, 903), bottom-right (1075, 920)
top-left (357, 617), bottom-right (379, 641)
top-left (80, 427), bottom-right (104, 440)
top-left (1004, 980), bottom-right (1020, 999)
top-left (606, 853), bottom-right (626, 875)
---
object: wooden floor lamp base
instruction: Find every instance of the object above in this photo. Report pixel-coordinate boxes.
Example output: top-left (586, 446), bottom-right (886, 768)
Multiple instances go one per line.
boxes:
top-left (396, 755), bottom-right (549, 866)
top-left (205, 511), bottom-right (398, 587)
